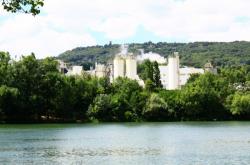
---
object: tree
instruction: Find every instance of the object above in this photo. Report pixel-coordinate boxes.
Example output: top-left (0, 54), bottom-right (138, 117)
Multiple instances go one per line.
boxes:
top-left (142, 93), bottom-right (169, 121)
top-left (180, 72), bottom-right (231, 120)
top-left (138, 60), bottom-right (154, 81)
top-left (0, 85), bottom-right (19, 122)
top-left (153, 61), bottom-right (162, 88)
top-left (145, 79), bottom-right (154, 92)
top-left (229, 92), bottom-right (250, 117)
top-left (1, 0), bottom-right (44, 15)
top-left (0, 52), bottom-right (12, 86)
top-left (186, 73), bottom-right (201, 84)
top-left (138, 60), bottom-right (162, 90)
top-left (110, 77), bottom-right (144, 121)
top-left (87, 94), bottom-right (113, 122)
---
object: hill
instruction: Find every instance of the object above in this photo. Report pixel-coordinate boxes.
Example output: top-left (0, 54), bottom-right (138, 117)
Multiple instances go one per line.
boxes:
top-left (57, 41), bottom-right (250, 69)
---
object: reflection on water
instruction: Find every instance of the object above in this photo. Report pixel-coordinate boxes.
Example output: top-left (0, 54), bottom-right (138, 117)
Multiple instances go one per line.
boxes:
top-left (0, 122), bottom-right (250, 164)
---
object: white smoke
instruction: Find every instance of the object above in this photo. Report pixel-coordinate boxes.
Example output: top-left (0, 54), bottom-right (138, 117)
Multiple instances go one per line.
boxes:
top-left (120, 44), bottom-right (129, 55)
top-left (137, 49), bottom-right (167, 64)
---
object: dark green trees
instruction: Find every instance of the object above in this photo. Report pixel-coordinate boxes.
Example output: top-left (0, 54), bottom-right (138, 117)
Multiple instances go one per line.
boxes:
top-left (229, 92), bottom-right (250, 116)
top-left (0, 51), bottom-right (250, 123)
top-left (180, 73), bottom-right (231, 120)
top-left (87, 77), bottom-right (146, 122)
top-left (2, 0), bottom-right (44, 15)
top-left (138, 60), bottom-right (162, 90)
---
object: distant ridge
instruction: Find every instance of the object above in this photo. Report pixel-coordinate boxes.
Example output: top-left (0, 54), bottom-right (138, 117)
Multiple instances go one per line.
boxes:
top-left (57, 41), bottom-right (250, 69)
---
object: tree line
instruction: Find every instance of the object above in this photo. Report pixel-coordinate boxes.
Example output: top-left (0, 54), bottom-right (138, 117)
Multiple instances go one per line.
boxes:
top-left (0, 52), bottom-right (249, 123)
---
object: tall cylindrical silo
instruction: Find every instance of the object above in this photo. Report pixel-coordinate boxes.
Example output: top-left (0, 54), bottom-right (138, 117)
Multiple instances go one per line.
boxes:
top-left (167, 52), bottom-right (180, 90)
top-left (125, 55), bottom-right (137, 80)
top-left (113, 55), bottom-right (125, 79)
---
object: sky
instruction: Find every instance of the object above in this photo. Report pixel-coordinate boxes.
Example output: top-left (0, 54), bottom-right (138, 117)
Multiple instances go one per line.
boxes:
top-left (1, 0), bottom-right (250, 59)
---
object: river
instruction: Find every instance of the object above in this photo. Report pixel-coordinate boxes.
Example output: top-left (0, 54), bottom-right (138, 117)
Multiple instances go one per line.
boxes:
top-left (0, 122), bottom-right (250, 164)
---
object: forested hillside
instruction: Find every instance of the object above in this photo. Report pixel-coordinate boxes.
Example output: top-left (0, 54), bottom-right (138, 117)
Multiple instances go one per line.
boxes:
top-left (58, 41), bottom-right (250, 68)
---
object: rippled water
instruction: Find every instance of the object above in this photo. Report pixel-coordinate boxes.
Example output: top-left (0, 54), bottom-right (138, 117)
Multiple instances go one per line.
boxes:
top-left (1, 122), bottom-right (250, 164)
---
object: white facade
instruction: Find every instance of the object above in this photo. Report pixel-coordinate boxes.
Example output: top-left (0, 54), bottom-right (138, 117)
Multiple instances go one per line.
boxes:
top-left (67, 66), bottom-right (83, 76)
top-left (159, 52), bottom-right (205, 90)
top-left (125, 55), bottom-right (137, 80)
top-left (168, 52), bottom-right (180, 90)
top-left (179, 67), bottom-right (204, 85)
top-left (159, 65), bottom-right (168, 89)
top-left (113, 56), bottom-right (125, 79)
top-left (160, 65), bottom-right (205, 89)
top-left (113, 54), bottom-right (144, 86)
top-left (95, 63), bottom-right (107, 78)
top-left (57, 60), bottom-right (67, 73)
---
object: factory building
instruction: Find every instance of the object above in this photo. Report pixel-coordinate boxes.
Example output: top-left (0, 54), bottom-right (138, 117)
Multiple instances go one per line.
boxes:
top-left (57, 45), bottom-right (214, 90)
top-left (95, 63), bottom-right (108, 78)
top-left (125, 55), bottom-right (137, 80)
top-left (159, 52), bottom-right (205, 90)
top-left (113, 53), bottom-right (138, 80)
top-left (67, 66), bottom-right (83, 76)
top-left (57, 60), bottom-right (68, 74)
top-left (113, 55), bottom-right (126, 79)
top-left (179, 67), bottom-right (204, 85)
top-left (112, 53), bottom-right (144, 86)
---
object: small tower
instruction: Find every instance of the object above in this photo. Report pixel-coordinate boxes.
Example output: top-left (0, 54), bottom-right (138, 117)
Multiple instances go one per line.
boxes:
top-left (113, 55), bottom-right (125, 79)
top-left (95, 62), bottom-right (107, 78)
top-left (167, 52), bottom-right (180, 90)
top-left (125, 54), bottom-right (137, 80)
top-left (204, 62), bottom-right (217, 74)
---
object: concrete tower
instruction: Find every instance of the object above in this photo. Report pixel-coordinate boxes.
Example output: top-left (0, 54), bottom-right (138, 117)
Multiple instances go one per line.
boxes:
top-left (167, 52), bottom-right (180, 90)
top-left (95, 63), bottom-right (106, 78)
top-left (125, 55), bottom-right (137, 80)
top-left (113, 55), bottom-right (125, 79)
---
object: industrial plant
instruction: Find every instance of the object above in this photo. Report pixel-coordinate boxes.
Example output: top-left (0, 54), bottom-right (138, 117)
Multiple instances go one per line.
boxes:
top-left (58, 45), bottom-right (216, 90)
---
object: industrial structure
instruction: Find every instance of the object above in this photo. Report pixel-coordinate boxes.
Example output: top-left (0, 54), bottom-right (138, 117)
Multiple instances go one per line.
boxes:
top-left (158, 52), bottom-right (209, 90)
top-left (94, 63), bottom-right (109, 78)
top-left (167, 52), bottom-right (180, 90)
top-left (67, 66), bottom-right (83, 76)
top-left (57, 45), bottom-right (216, 90)
top-left (113, 54), bottom-right (138, 80)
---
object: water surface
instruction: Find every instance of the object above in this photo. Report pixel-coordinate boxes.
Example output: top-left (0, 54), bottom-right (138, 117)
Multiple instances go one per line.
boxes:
top-left (0, 122), bottom-right (250, 164)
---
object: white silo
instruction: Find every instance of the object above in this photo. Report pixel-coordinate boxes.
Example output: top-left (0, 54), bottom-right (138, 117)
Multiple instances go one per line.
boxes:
top-left (95, 63), bottom-right (107, 78)
top-left (113, 55), bottom-right (125, 79)
top-left (167, 52), bottom-right (180, 90)
top-left (125, 54), bottom-right (137, 80)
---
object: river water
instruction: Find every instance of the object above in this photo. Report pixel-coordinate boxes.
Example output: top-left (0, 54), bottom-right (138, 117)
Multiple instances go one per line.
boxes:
top-left (0, 122), bottom-right (250, 165)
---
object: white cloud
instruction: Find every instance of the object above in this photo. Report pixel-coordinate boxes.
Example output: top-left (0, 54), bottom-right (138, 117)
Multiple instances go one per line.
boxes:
top-left (0, 14), bottom-right (96, 59)
top-left (1, 0), bottom-right (250, 58)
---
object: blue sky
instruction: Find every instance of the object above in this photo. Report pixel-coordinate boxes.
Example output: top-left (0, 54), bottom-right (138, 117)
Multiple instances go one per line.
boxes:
top-left (0, 0), bottom-right (250, 58)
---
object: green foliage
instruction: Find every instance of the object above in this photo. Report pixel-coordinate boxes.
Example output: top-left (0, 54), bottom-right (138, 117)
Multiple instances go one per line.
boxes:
top-left (227, 92), bottom-right (250, 119)
top-left (219, 66), bottom-right (249, 84)
top-left (87, 94), bottom-right (113, 122)
top-left (2, 0), bottom-right (44, 15)
top-left (58, 44), bottom-right (120, 69)
top-left (0, 52), bottom-right (12, 85)
top-left (0, 85), bottom-right (19, 121)
top-left (180, 73), bottom-right (231, 120)
top-left (228, 92), bottom-right (250, 116)
top-left (138, 60), bottom-right (162, 90)
top-left (142, 93), bottom-right (169, 121)
top-left (129, 41), bottom-right (250, 67)
top-left (110, 77), bottom-right (145, 121)
top-left (0, 51), bottom-right (250, 122)
top-left (153, 61), bottom-right (162, 88)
